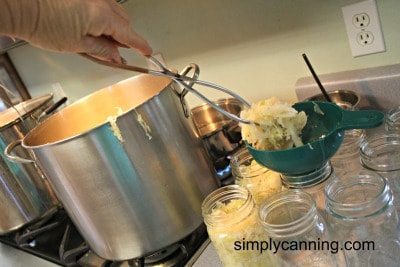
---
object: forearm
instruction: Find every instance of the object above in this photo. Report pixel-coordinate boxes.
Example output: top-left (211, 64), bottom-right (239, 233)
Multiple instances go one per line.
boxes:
top-left (0, 0), bottom-right (152, 61)
top-left (0, 0), bottom-right (39, 39)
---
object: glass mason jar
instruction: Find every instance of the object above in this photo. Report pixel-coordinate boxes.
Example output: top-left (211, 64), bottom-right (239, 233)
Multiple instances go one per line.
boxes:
top-left (330, 129), bottom-right (365, 176)
top-left (385, 105), bottom-right (400, 132)
top-left (281, 161), bottom-right (334, 218)
top-left (325, 169), bottom-right (400, 266)
top-left (360, 133), bottom-right (400, 212)
top-left (258, 190), bottom-right (346, 267)
top-left (230, 147), bottom-right (282, 206)
top-left (201, 185), bottom-right (274, 266)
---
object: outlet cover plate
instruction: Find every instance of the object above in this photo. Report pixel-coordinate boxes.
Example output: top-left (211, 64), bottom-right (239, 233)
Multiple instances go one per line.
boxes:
top-left (342, 0), bottom-right (386, 57)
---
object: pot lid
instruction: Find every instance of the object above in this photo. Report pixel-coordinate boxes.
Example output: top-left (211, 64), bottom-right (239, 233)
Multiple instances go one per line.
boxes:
top-left (0, 93), bottom-right (53, 129)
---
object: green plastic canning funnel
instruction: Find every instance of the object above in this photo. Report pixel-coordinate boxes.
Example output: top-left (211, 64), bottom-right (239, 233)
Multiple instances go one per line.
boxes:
top-left (246, 101), bottom-right (384, 175)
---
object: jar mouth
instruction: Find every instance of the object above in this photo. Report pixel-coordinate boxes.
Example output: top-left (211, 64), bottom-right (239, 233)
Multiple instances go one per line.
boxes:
top-left (258, 190), bottom-right (317, 238)
top-left (385, 105), bottom-right (400, 132)
top-left (230, 147), bottom-right (269, 178)
top-left (325, 170), bottom-right (392, 220)
top-left (339, 129), bottom-right (365, 149)
top-left (201, 185), bottom-right (254, 227)
top-left (281, 161), bottom-right (332, 188)
top-left (360, 134), bottom-right (400, 171)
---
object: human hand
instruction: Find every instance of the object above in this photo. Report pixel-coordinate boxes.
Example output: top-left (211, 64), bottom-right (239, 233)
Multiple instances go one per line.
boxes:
top-left (0, 0), bottom-right (152, 63)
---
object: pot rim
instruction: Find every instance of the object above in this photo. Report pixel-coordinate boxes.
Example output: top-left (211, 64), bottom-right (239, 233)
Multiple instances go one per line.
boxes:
top-left (22, 74), bottom-right (172, 149)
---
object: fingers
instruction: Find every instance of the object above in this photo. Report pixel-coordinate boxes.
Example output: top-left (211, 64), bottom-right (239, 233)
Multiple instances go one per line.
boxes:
top-left (85, 0), bottom-right (153, 57)
top-left (80, 35), bottom-right (123, 63)
top-left (112, 27), bottom-right (153, 56)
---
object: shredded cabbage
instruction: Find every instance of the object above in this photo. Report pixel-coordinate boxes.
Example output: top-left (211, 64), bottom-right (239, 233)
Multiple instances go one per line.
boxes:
top-left (208, 198), bottom-right (274, 266)
top-left (240, 97), bottom-right (307, 150)
top-left (108, 107), bottom-right (124, 142)
top-left (235, 161), bottom-right (282, 205)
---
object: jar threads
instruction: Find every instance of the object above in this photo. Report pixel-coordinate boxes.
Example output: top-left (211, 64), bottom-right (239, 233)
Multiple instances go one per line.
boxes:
top-left (325, 169), bottom-right (400, 266)
top-left (259, 190), bottom-right (346, 266)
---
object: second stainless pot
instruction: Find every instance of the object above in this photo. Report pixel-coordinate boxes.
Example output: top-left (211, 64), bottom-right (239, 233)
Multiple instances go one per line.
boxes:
top-left (11, 74), bottom-right (219, 260)
top-left (0, 94), bottom-right (59, 234)
top-left (191, 98), bottom-right (244, 162)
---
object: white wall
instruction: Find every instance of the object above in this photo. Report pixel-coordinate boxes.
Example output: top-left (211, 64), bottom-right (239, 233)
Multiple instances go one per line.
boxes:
top-left (7, 0), bottom-right (400, 108)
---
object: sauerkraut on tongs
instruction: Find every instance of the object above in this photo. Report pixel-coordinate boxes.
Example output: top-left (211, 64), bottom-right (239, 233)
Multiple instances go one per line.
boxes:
top-left (240, 97), bottom-right (307, 150)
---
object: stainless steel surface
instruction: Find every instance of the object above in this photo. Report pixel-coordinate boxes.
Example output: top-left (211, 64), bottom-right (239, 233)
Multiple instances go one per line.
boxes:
top-left (305, 90), bottom-right (361, 110)
top-left (0, 93), bottom-right (53, 129)
top-left (0, 94), bottom-right (59, 235)
top-left (13, 74), bottom-right (219, 260)
top-left (191, 98), bottom-right (243, 162)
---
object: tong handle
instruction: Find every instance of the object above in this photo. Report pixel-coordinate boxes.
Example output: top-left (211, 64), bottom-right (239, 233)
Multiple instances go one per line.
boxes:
top-left (79, 53), bottom-right (164, 77)
top-left (81, 53), bottom-right (255, 125)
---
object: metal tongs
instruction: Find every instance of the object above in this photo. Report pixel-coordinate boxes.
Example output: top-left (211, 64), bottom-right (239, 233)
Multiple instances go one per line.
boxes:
top-left (80, 53), bottom-right (257, 126)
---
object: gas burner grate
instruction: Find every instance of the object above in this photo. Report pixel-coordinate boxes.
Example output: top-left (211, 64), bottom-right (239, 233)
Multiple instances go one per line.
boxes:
top-left (0, 208), bottom-right (89, 266)
top-left (78, 224), bottom-right (208, 267)
top-left (0, 209), bottom-right (208, 267)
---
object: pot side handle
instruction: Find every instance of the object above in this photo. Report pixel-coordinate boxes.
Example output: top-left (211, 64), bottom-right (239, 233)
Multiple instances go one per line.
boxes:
top-left (4, 139), bottom-right (35, 164)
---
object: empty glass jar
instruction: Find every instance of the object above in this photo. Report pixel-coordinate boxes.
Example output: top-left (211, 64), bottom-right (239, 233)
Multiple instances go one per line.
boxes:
top-left (201, 185), bottom-right (273, 266)
top-left (230, 147), bottom-right (282, 206)
top-left (385, 105), bottom-right (400, 132)
top-left (325, 169), bottom-right (400, 266)
top-left (330, 129), bottom-right (365, 176)
top-left (360, 133), bottom-right (400, 212)
top-left (281, 161), bottom-right (334, 218)
top-left (259, 190), bottom-right (346, 267)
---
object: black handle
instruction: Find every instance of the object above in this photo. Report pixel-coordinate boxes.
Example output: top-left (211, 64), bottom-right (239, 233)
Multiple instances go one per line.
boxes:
top-left (43, 97), bottom-right (68, 115)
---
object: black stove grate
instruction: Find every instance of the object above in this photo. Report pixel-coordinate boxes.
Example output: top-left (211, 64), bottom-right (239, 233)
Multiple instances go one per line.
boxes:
top-left (0, 209), bottom-right (208, 267)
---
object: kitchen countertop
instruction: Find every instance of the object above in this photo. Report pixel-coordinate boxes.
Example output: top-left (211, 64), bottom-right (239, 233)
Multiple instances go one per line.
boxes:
top-left (0, 243), bottom-right (60, 267)
top-left (187, 239), bottom-right (222, 267)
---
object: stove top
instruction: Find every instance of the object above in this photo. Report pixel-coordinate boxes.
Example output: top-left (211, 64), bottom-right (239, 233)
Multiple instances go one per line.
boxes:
top-left (0, 208), bottom-right (208, 267)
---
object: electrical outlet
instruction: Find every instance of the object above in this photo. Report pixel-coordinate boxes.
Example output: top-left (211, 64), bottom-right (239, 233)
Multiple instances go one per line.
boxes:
top-left (353, 13), bottom-right (370, 28)
top-left (342, 0), bottom-right (385, 57)
top-left (356, 31), bottom-right (374, 45)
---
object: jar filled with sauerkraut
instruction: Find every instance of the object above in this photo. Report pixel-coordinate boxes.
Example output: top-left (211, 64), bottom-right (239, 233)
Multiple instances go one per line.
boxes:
top-left (230, 147), bottom-right (282, 206)
top-left (201, 185), bottom-right (275, 266)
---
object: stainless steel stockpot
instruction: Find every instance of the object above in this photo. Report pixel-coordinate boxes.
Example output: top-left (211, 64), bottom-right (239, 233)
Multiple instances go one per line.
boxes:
top-left (11, 74), bottom-right (219, 260)
top-left (0, 94), bottom-right (59, 234)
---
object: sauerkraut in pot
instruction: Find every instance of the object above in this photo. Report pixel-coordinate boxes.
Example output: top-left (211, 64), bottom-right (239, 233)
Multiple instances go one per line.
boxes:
top-left (240, 97), bottom-right (307, 150)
